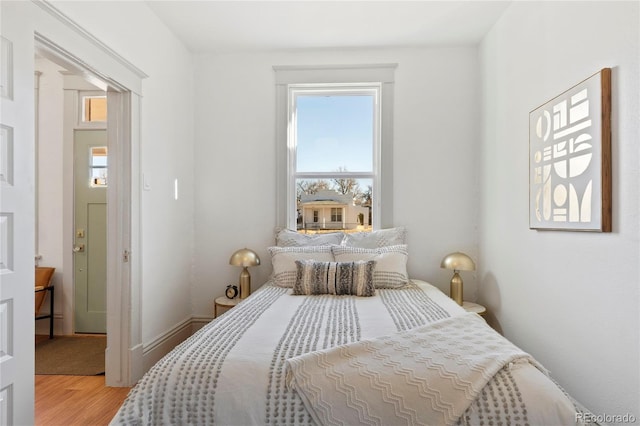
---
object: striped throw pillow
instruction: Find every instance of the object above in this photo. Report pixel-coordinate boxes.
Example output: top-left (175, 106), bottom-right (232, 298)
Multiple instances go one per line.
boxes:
top-left (293, 260), bottom-right (376, 297)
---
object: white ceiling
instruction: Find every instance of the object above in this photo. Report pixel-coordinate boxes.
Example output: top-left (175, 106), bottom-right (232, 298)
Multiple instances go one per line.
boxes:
top-left (145, 1), bottom-right (511, 53)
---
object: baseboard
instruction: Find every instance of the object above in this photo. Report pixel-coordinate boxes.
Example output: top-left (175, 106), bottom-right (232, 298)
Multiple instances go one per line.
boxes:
top-left (119, 315), bottom-right (215, 376)
top-left (35, 313), bottom-right (64, 336)
top-left (191, 315), bottom-right (214, 333)
top-left (142, 317), bottom-right (193, 372)
top-left (129, 344), bottom-right (144, 385)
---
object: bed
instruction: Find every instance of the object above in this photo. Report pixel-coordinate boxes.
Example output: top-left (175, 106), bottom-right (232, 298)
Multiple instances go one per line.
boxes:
top-left (111, 229), bottom-right (598, 426)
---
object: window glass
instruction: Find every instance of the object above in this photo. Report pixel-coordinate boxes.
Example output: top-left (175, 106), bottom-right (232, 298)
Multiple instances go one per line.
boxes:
top-left (290, 87), bottom-right (378, 233)
top-left (330, 208), bottom-right (342, 222)
top-left (296, 95), bottom-right (373, 173)
top-left (90, 146), bottom-right (107, 187)
top-left (295, 177), bottom-right (373, 231)
top-left (82, 96), bottom-right (107, 123)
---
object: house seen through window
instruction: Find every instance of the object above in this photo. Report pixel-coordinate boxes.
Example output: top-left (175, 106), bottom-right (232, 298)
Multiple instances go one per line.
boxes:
top-left (289, 84), bottom-right (380, 234)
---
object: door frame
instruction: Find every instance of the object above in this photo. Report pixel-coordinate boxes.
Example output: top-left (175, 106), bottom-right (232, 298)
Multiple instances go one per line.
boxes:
top-left (34, 27), bottom-right (142, 386)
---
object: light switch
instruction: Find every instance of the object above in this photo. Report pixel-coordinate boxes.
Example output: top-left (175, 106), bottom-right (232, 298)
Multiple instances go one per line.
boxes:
top-left (143, 173), bottom-right (152, 191)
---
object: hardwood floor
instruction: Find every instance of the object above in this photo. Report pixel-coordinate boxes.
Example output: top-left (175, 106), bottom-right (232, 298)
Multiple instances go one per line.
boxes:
top-left (34, 335), bottom-right (130, 425)
top-left (35, 375), bottom-right (130, 426)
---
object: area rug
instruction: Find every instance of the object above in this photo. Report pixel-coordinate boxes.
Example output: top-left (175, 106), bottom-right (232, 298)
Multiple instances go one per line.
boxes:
top-left (35, 335), bottom-right (106, 376)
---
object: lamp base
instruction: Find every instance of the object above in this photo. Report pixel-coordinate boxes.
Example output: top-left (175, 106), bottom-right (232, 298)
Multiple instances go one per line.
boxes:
top-left (239, 267), bottom-right (251, 299)
top-left (450, 272), bottom-right (463, 306)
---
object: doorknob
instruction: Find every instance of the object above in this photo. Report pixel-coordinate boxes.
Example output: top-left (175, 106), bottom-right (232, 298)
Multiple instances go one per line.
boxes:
top-left (73, 244), bottom-right (85, 253)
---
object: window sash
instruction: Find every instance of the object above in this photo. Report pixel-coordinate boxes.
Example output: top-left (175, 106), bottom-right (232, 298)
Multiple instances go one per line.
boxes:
top-left (331, 208), bottom-right (342, 222)
top-left (288, 84), bottom-right (381, 229)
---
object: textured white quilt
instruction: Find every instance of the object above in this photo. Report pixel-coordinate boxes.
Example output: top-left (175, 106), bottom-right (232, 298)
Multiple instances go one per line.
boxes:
top-left (111, 280), bottom-right (595, 426)
top-left (286, 313), bottom-right (544, 426)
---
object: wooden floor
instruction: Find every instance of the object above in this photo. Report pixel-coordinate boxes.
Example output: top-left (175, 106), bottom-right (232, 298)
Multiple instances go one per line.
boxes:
top-left (34, 336), bottom-right (130, 425)
top-left (35, 375), bottom-right (130, 426)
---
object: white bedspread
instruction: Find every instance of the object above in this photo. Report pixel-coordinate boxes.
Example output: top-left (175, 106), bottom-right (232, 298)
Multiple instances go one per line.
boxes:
top-left (110, 280), bottom-right (594, 426)
top-left (286, 313), bottom-right (544, 426)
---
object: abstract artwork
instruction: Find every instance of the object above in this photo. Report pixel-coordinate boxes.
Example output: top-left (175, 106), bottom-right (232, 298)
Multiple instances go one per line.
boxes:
top-left (529, 68), bottom-right (611, 232)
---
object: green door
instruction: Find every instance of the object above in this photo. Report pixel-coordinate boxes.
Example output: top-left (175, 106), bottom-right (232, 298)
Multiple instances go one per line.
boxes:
top-left (74, 129), bottom-right (107, 333)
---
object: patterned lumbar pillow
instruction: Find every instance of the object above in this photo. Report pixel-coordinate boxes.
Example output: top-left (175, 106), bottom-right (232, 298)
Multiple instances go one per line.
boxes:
top-left (332, 244), bottom-right (409, 289)
top-left (293, 260), bottom-right (376, 297)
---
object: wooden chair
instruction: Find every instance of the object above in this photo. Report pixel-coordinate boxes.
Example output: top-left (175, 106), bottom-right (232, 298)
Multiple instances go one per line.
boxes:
top-left (35, 266), bottom-right (55, 339)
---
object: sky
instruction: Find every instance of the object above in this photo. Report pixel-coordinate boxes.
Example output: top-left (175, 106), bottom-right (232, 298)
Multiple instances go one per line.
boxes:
top-left (296, 94), bottom-right (374, 173)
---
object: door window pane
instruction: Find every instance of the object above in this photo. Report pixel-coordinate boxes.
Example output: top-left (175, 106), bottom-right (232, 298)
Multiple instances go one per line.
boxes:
top-left (90, 146), bottom-right (107, 187)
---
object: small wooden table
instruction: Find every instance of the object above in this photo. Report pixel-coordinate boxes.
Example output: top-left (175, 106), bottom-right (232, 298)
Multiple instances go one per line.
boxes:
top-left (462, 301), bottom-right (487, 316)
top-left (214, 296), bottom-right (240, 318)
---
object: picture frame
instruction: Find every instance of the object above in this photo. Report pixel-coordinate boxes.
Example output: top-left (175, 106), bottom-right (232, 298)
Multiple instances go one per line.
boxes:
top-left (529, 68), bottom-right (611, 232)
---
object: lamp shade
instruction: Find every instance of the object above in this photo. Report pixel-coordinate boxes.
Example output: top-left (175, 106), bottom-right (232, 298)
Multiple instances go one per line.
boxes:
top-left (440, 252), bottom-right (475, 272)
top-left (229, 248), bottom-right (261, 267)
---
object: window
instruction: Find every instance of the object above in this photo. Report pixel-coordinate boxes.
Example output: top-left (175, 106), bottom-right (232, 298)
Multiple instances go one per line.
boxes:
top-left (82, 95), bottom-right (107, 122)
top-left (274, 64), bottom-right (397, 231)
top-left (289, 84), bottom-right (380, 232)
top-left (78, 91), bottom-right (107, 128)
top-left (90, 146), bottom-right (107, 187)
top-left (331, 208), bottom-right (342, 222)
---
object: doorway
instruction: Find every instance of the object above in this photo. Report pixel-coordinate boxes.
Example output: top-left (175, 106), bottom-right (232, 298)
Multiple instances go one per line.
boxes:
top-left (34, 33), bottom-right (137, 386)
top-left (34, 59), bottom-right (109, 377)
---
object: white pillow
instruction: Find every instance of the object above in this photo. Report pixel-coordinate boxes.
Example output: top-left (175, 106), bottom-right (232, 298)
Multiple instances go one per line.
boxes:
top-left (275, 228), bottom-right (345, 247)
top-left (341, 226), bottom-right (407, 249)
top-left (332, 245), bottom-right (409, 289)
top-left (268, 245), bottom-right (335, 288)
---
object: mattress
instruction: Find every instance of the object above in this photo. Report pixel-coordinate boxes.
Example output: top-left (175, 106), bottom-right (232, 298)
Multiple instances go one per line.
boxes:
top-left (110, 280), bottom-right (596, 425)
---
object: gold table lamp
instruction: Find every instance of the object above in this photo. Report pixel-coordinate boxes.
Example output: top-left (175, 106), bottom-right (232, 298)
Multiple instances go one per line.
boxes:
top-left (229, 248), bottom-right (260, 299)
top-left (440, 252), bottom-right (475, 306)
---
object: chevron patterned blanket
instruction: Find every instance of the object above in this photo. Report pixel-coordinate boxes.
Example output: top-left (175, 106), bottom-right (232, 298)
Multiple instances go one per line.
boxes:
top-left (286, 313), bottom-right (544, 426)
top-left (111, 280), bottom-right (596, 425)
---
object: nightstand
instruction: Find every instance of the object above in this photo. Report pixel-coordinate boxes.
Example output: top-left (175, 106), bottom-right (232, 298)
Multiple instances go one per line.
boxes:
top-left (462, 301), bottom-right (487, 316)
top-left (214, 296), bottom-right (240, 318)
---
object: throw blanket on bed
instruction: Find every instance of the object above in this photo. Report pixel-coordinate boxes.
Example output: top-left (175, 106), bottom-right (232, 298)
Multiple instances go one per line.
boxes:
top-left (285, 312), bottom-right (545, 426)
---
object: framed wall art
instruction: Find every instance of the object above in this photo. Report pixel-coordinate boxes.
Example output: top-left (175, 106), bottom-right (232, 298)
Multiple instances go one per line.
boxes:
top-left (529, 68), bottom-right (611, 232)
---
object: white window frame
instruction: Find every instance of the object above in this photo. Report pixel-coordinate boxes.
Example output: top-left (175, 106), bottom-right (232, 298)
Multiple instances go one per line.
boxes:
top-left (288, 83), bottom-right (380, 230)
top-left (274, 64), bottom-right (397, 231)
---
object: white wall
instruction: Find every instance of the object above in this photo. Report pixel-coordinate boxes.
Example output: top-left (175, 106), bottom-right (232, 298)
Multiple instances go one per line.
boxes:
top-left (479, 1), bottom-right (639, 419)
top-left (43, 2), bottom-right (196, 346)
top-left (192, 47), bottom-right (481, 315)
